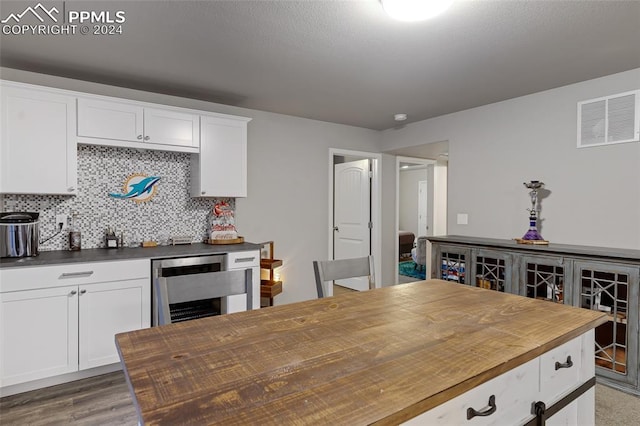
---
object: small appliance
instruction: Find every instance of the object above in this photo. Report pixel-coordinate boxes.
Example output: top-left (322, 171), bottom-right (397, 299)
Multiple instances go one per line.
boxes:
top-left (0, 212), bottom-right (39, 258)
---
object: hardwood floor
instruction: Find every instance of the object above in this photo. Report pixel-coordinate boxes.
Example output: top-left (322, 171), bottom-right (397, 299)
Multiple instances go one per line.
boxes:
top-left (332, 284), bottom-right (357, 295)
top-left (1, 367), bottom-right (638, 425)
top-left (0, 372), bottom-right (137, 425)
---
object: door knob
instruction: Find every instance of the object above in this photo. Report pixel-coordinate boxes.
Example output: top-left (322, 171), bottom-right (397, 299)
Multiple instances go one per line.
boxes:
top-left (144, 136), bottom-right (150, 141)
top-left (333, 226), bottom-right (339, 232)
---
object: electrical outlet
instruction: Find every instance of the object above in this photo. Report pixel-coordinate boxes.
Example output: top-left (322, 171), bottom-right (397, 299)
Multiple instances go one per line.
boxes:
top-left (56, 214), bottom-right (67, 230)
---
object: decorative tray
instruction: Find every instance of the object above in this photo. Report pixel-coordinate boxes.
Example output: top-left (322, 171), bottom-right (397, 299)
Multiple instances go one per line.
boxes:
top-left (514, 238), bottom-right (549, 245)
top-left (205, 237), bottom-right (245, 245)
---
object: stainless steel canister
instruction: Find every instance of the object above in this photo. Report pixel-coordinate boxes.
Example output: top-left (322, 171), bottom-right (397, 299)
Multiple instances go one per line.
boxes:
top-left (0, 212), bottom-right (39, 258)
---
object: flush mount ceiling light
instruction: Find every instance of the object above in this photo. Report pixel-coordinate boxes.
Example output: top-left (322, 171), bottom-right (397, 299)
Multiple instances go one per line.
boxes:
top-left (381, 0), bottom-right (454, 22)
top-left (394, 113), bottom-right (408, 121)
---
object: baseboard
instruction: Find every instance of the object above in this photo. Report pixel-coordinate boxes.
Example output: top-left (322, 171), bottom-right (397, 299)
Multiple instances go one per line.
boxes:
top-left (596, 376), bottom-right (640, 397)
top-left (0, 363), bottom-right (122, 397)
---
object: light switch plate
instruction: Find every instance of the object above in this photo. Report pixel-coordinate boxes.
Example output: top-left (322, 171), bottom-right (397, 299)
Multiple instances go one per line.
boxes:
top-left (457, 213), bottom-right (468, 225)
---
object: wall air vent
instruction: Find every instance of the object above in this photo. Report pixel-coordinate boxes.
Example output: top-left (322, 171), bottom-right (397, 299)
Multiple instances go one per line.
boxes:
top-left (577, 90), bottom-right (639, 148)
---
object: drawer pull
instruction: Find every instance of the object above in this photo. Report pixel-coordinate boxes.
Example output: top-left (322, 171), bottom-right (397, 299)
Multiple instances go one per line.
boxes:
top-left (555, 355), bottom-right (573, 370)
top-left (467, 395), bottom-right (496, 420)
top-left (60, 271), bottom-right (94, 279)
top-left (234, 257), bottom-right (255, 263)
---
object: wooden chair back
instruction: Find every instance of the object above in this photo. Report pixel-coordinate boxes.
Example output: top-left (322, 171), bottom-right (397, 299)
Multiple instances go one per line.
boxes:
top-left (312, 256), bottom-right (375, 298)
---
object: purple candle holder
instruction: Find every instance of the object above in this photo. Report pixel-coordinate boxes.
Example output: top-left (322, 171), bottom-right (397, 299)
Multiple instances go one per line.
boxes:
top-left (522, 180), bottom-right (545, 241)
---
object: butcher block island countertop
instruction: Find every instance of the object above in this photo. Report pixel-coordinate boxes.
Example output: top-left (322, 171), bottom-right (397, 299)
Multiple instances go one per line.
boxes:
top-left (115, 280), bottom-right (606, 425)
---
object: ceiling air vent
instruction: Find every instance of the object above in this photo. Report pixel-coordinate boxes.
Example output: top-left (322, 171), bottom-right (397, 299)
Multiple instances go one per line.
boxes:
top-left (577, 90), bottom-right (639, 148)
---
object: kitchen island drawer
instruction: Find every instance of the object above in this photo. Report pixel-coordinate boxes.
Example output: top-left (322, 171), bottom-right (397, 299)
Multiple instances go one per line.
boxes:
top-left (0, 259), bottom-right (149, 293)
top-left (540, 334), bottom-right (584, 404)
top-left (405, 358), bottom-right (539, 425)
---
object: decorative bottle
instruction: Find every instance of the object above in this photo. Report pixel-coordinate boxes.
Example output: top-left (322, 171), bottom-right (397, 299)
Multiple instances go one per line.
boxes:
top-left (69, 212), bottom-right (81, 251)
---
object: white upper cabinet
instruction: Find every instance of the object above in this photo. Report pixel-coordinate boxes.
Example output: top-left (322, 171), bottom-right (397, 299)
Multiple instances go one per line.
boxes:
top-left (144, 107), bottom-right (199, 148)
top-left (0, 83), bottom-right (77, 195)
top-left (77, 98), bottom-right (143, 142)
top-left (0, 80), bottom-right (250, 197)
top-left (77, 97), bottom-right (199, 153)
top-left (191, 114), bottom-right (251, 198)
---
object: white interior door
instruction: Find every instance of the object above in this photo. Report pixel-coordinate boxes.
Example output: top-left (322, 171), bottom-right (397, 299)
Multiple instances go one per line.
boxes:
top-left (334, 159), bottom-right (371, 291)
top-left (418, 180), bottom-right (428, 237)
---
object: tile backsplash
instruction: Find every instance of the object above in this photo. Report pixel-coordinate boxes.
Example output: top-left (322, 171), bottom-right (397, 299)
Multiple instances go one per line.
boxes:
top-left (1, 145), bottom-right (232, 251)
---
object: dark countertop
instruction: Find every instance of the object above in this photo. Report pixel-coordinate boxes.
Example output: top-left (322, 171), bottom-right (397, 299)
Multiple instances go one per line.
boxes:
top-left (0, 242), bottom-right (262, 268)
top-left (427, 235), bottom-right (640, 262)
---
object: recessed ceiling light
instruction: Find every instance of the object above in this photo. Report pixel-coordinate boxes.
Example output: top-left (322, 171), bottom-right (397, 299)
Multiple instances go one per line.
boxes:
top-left (394, 113), bottom-right (407, 121)
top-left (381, 0), bottom-right (454, 22)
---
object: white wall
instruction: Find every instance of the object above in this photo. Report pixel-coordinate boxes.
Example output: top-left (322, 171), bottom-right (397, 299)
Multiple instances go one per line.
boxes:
top-left (0, 67), bottom-right (382, 304)
top-left (381, 68), bottom-right (640, 250)
top-left (399, 168), bottom-right (427, 236)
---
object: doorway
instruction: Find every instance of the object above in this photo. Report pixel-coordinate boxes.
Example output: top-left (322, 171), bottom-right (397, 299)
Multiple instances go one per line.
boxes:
top-left (328, 148), bottom-right (382, 296)
top-left (395, 156), bottom-right (448, 284)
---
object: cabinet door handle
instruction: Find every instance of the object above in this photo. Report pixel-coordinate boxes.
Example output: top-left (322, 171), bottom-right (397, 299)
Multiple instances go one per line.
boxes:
top-left (60, 271), bottom-right (94, 279)
top-left (80, 289), bottom-right (87, 295)
top-left (137, 135), bottom-right (143, 140)
top-left (70, 290), bottom-right (77, 295)
top-left (467, 395), bottom-right (497, 420)
top-left (234, 257), bottom-right (255, 263)
top-left (68, 187), bottom-right (75, 192)
top-left (555, 355), bottom-right (573, 370)
top-left (144, 135), bottom-right (150, 141)
top-left (201, 191), bottom-right (206, 195)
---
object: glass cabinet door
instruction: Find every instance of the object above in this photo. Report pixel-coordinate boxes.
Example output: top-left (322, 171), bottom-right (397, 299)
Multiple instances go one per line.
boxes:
top-left (574, 261), bottom-right (639, 387)
top-left (436, 244), bottom-right (471, 285)
top-left (520, 255), bottom-right (571, 304)
top-left (474, 249), bottom-right (514, 293)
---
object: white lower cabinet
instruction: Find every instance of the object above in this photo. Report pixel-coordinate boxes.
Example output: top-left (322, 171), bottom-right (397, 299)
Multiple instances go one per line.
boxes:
top-left (404, 331), bottom-right (595, 425)
top-left (0, 260), bottom-right (150, 389)
top-left (0, 286), bottom-right (79, 387)
top-left (78, 278), bottom-right (150, 370)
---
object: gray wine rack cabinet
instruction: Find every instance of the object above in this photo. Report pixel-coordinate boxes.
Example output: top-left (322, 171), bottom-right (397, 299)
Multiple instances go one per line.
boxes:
top-left (429, 235), bottom-right (640, 395)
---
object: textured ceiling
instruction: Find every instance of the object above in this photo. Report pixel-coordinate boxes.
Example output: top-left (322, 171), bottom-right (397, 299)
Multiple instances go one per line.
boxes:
top-left (1, 0), bottom-right (639, 130)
